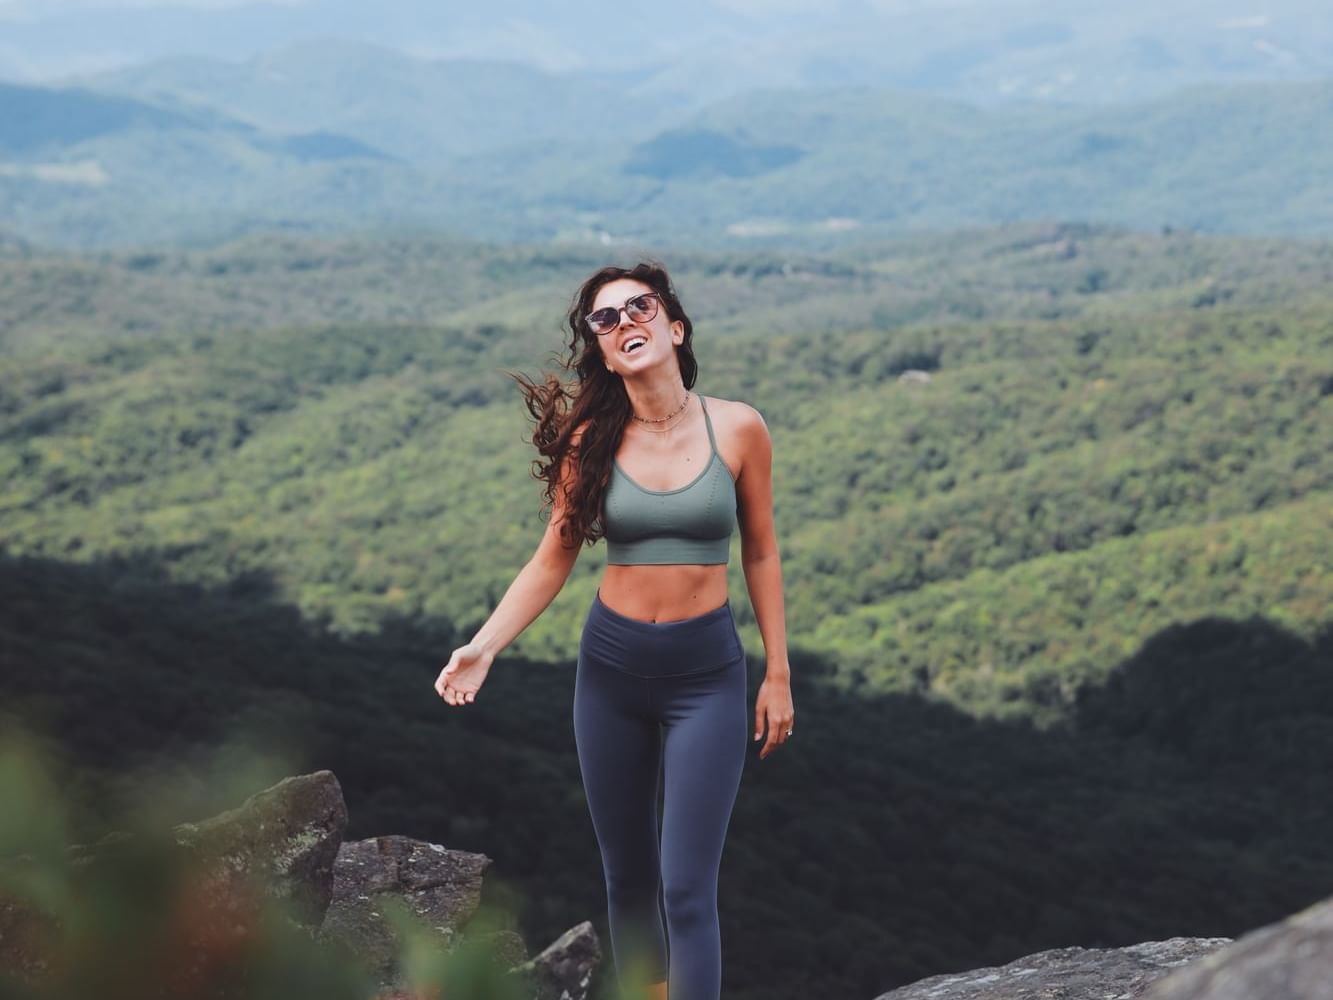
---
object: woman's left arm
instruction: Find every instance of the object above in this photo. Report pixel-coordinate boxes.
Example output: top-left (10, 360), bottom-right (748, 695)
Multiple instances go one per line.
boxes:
top-left (735, 404), bottom-right (795, 758)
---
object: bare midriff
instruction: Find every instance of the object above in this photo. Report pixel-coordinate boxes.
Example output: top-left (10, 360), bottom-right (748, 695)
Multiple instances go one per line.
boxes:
top-left (598, 563), bottom-right (729, 623)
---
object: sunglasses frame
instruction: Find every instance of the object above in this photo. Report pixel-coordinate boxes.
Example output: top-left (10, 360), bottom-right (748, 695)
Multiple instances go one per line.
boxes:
top-left (585, 291), bottom-right (663, 337)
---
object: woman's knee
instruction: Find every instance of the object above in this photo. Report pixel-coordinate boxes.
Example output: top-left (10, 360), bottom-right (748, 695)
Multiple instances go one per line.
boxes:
top-left (662, 875), bottom-right (716, 925)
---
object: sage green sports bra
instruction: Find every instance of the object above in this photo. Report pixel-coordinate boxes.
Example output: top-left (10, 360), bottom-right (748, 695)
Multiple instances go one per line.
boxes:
top-left (602, 395), bottom-right (738, 565)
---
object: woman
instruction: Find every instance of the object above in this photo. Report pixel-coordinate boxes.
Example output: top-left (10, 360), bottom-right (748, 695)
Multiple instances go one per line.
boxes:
top-left (433, 260), bottom-right (795, 1000)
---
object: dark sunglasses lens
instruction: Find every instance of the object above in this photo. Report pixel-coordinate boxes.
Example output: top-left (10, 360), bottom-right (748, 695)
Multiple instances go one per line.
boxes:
top-left (587, 308), bottom-right (618, 334)
top-left (627, 295), bottom-right (657, 320)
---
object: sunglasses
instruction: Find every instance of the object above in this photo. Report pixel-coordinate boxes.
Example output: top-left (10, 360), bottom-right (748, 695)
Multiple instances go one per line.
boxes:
top-left (585, 292), bottom-right (662, 337)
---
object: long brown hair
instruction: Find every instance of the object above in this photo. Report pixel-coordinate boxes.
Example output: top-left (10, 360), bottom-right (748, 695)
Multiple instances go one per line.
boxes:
top-left (506, 260), bottom-right (698, 548)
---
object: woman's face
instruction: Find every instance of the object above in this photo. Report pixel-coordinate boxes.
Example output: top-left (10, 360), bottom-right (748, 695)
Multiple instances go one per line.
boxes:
top-left (591, 278), bottom-right (683, 376)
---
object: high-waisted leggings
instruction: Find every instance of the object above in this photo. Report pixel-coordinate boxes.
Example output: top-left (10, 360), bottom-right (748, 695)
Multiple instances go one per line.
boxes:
top-left (574, 588), bottom-right (748, 1000)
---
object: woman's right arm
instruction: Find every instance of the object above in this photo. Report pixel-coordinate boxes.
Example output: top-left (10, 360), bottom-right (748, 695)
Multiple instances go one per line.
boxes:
top-left (467, 538), bottom-right (579, 660)
top-left (461, 424), bottom-right (586, 658)
top-left (463, 424), bottom-right (587, 661)
top-left (436, 431), bottom-right (587, 705)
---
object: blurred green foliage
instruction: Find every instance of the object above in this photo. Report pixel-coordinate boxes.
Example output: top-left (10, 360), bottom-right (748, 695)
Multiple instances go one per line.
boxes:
top-left (0, 731), bottom-right (563, 1000)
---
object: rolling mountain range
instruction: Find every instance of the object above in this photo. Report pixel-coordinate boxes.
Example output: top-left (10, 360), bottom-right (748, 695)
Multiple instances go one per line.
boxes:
top-left (2, 57), bottom-right (1332, 251)
top-left (63, 39), bottom-right (686, 164)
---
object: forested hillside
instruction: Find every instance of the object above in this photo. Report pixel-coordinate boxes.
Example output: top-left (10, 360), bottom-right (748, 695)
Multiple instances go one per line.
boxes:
top-left (2, 222), bottom-right (1330, 1000)
top-left (3, 223), bottom-right (1329, 724)
top-left (5, 222), bottom-right (1332, 358)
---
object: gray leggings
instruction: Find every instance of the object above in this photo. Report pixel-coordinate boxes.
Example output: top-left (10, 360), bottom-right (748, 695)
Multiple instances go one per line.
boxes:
top-left (574, 589), bottom-right (748, 1000)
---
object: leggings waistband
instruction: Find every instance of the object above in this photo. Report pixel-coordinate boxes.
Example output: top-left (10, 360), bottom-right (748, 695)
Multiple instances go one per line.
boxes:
top-left (581, 589), bottom-right (744, 678)
top-left (593, 588), bottom-right (733, 629)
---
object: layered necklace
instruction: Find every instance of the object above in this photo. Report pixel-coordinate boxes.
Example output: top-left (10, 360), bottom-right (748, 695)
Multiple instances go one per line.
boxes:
top-left (630, 389), bottom-right (692, 434)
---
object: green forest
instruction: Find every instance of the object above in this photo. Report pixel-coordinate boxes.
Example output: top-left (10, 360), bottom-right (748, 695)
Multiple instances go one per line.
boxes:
top-left (1, 221), bottom-right (1331, 1000)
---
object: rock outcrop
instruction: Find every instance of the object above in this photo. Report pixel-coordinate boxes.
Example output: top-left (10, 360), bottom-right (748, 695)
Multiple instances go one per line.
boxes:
top-left (1142, 894), bottom-right (1333, 1000)
top-left (317, 833), bottom-right (598, 997)
top-left (0, 770), bottom-right (599, 1000)
top-left (878, 893), bottom-right (1333, 1000)
top-left (170, 769), bottom-right (349, 927)
top-left (321, 834), bottom-right (491, 978)
top-left (874, 937), bottom-right (1232, 1000)
top-left (1, 770), bottom-right (350, 982)
top-left (510, 921), bottom-right (601, 1000)
top-left (15, 766), bottom-right (1332, 1000)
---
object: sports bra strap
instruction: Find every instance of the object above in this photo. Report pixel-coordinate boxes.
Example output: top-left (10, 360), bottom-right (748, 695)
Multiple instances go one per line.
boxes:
top-left (699, 395), bottom-right (719, 457)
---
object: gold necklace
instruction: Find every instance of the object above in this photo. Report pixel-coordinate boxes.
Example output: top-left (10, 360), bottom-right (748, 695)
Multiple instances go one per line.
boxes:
top-left (634, 394), bottom-right (698, 437)
top-left (631, 386), bottom-right (693, 426)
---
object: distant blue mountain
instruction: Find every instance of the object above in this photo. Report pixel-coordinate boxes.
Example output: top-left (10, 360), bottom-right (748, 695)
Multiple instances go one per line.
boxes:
top-left (2, 73), bottom-right (1331, 249)
top-left (0, 82), bottom-right (222, 153)
top-left (625, 129), bottom-right (805, 180)
top-left (0, 81), bottom-right (393, 162)
top-left (69, 40), bottom-right (683, 165)
top-left (264, 131), bottom-right (397, 164)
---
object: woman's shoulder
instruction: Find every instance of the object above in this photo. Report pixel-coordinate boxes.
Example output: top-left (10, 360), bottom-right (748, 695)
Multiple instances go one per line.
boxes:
top-left (702, 394), bottom-right (764, 430)
top-left (701, 395), bottom-right (766, 480)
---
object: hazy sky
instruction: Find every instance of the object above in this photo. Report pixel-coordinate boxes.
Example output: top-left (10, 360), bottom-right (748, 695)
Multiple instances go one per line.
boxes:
top-left (0, 0), bottom-right (1325, 89)
top-left (0, 0), bottom-right (1121, 77)
top-left (4, 0), bottom-right (678, 77)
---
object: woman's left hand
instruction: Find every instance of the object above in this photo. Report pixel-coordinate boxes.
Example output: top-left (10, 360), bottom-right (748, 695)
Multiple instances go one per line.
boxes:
top-left (753, 675), bottom-right (795, 760)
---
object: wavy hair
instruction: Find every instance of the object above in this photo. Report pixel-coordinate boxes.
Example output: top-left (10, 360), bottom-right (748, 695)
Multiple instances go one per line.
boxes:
top-left (506, 260), bottom-right (698, 548)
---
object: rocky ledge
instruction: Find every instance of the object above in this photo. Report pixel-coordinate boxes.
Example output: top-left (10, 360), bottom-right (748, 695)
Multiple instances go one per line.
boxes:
top-left (876, 891), bottom-right (1333, 1000)
top-left (0, 769), bottom-right (598, 999)
top-left (5, 769), bottom-right (1331, 999)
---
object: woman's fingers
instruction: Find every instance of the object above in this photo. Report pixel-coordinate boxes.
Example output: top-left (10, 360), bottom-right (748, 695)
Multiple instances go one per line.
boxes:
top-left (435, 656), bottom-right (482, 707)
top-left (435, 660), bottom-right (459, 704)
top-left (759, 708), bottom-right (778, 758)
top-left (756, 705), bottom-right (794, 759)
top-left (445, 684), bottom-right (477, 706)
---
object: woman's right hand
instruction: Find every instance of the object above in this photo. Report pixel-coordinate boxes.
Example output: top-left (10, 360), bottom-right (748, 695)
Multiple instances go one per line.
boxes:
top-left (434, 642), bottom-right (495, 706)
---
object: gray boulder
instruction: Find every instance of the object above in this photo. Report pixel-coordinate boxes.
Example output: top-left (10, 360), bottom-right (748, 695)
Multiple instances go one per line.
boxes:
top-left (319, 834), bottom-right (491, 979)
top-left (874, 937), bottom-right (1232, 1000)
top-left (510, 920), bottom-right (601, 1000)
top-left (1143, 895), bottom-right (1333, 1000)
top-left (318, 834), bottom-right (600, 1000)
top-left (0, 769), bottom-right (348, 984)
top-left (171, 769), bottom-right (348, 927)
top-left (1, 770), bottom-right (600, 999)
